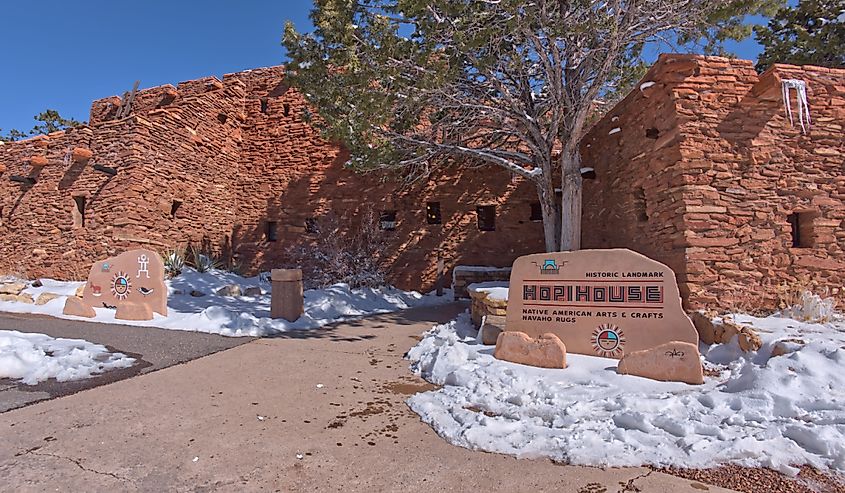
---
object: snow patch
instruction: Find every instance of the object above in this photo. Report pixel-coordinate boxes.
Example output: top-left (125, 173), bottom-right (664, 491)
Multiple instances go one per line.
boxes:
top-left (406, 312), bottom-right (845, 474)
top-left (608, 127), bottom-right (621, 135)
top-left (0, 330), bottom-right (135, 385)
top-left (639, 81), bottom-right (656, 90)
top-left (1, 269), bottom-right (454, 338)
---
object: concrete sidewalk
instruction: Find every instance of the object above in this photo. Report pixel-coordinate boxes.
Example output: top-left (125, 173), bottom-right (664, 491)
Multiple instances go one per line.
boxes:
top-left (0, 304), bottom-right (733, 492)
top-left (0, 311), bottom-right (252, 412)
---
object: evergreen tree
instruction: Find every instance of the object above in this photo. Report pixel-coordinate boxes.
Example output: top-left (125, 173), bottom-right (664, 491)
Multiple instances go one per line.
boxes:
top-left (284, 0), bottom-right (782, 252)
top-left (0, 110), bottom-right (83, 142)
top-left (756, 0), bottom-right (845, 70)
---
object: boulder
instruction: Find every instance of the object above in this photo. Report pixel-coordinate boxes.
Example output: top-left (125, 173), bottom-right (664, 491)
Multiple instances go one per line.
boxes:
top-left (494, 331), bottom-right (567, 369)
top-left (190, 290), bottom-right (206, 297)
top-left (715, 320), bottom-right (741, 344)
top-left (0, 282), bottom-right (26, 295)
top-left (115, 302), bottom-right (154, 321)
top-left (617, 341), bottom-right (704, 385)
top-left (243, 286), bottom-right (263, 297)
top-left (216, 284), bottom-right (242, 297)
top-left (35, 292), bottom-right (61, 305)
top-left (479, 315), bottom-right (505, 345)
top-left (690, 310), bottom-right (717, 345)
top-left (75, 284), bottom-right (85, 298)
top-left (738, 327), bottom-right (763, 352)
top-left (63, 296), bottom-right (95, 318)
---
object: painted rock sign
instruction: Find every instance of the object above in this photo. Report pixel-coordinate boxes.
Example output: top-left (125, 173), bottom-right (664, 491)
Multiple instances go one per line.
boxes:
top-left (64, 248), bottom-right (167, 321)
top-left (505, 249), bottom-right (697, 359)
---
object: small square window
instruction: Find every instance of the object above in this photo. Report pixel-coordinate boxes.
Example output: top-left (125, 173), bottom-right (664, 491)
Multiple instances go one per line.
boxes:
top-left (266, 221), bottom-right (278, 242)
top-left (380, 210), bottom-right (397, 231)
top-left (426, 202), bottom-right (442, 225)
top-left (530, 202), bottom-right (542, 222)
top-left (476, 205), bottom-right (496, 231)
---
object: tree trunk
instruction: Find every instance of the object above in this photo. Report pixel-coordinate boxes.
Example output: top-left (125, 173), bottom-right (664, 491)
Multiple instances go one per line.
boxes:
top-left (560, 150), bottom-right (583, 251)
top-left (537, 184), bottom-right (560, 252)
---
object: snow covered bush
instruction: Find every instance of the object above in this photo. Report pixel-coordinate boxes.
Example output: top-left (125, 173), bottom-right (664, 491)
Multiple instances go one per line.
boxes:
top-left (782, 290), bottom-right (838, 323)
top-left (289, 208), bottom-right (387, 289)
top-left (776, 280), bottom-right (839, 323)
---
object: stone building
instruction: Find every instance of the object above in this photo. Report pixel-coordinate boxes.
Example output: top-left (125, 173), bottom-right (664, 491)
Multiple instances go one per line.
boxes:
top-left (582, 54), bottom-right (845, 309)
top-left (0, 67), bottom-right (544, 289)
top-left (1, 54), bottom-right (843, 309)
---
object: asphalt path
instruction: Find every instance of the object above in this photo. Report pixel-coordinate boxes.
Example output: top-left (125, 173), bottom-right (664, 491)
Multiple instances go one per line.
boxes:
top-left (0, 312), bottom-right (253, 412)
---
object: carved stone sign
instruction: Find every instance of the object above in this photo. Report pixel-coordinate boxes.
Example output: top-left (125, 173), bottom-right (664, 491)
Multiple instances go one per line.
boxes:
top-left (63, 248), bottom-right (167, 321)
top-left (505, 249), bottom-right (697, 359)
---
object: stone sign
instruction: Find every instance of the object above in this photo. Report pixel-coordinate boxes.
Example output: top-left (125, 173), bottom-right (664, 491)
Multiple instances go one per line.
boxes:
top-left (505, 249), bottom-right (697, 359)
top-left (63, 248), bottom-right (167, 321)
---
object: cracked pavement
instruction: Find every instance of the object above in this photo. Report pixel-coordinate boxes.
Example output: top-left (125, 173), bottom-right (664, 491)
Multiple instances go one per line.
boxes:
top-left (0, 303), bottom-right (736, 492)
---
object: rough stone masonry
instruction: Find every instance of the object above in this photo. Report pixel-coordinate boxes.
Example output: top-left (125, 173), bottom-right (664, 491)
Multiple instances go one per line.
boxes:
top-left (0, 54), bottom-right (843, 310)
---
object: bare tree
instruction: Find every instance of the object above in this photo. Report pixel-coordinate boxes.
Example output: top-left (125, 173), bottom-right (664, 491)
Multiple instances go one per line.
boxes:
top-left (284, 0), bottom-right (779, 252)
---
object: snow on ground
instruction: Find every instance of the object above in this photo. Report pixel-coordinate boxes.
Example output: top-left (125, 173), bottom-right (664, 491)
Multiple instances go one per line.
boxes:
top-left (0, 331), bottom-right (135, 385)
top-left (0, 268), bottom-right (454, 337)
top-left (406, 312), bottom-right (845, 475)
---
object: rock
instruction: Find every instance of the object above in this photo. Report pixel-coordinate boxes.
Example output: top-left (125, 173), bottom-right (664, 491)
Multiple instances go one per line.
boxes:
top-left (715, 319), bottom-right (741, 344)
top-left (690, 310), bottom-right (717, 345)
top-left (0, 282), bottom-right (26, 295)
top-left (31, 279), bottom-right (43, 288)
top-left (505, 249), bottom-right (698, 358)
top-left (35, 292), bottom-right (60, 305)
top-left (617, 341), bottom-right (704, 385)
top-left (77, 248), bottom-right (168, 317)
top-left (190, 290), bottom-right (206, 297)
top-left (0, 293), bottom-right (34, 304)
top-left (494, 331), bottom-right (567, 369)
top-left (738, 327), bottom-right (762, 352)
top-left (243, 286), bottom-right (262, 297)
top-left (115, 302), bottom-right (154, 321)
top-left (63, 296), bottom-right (95, 318)
top-left (771, 338), bottom-right (806, 357)
top-left (480, 315), bottom-right (505, 345)
top-left (75, 284), bottom-right (85, 298)
top-left (216, 284), bottom-right (242, 297)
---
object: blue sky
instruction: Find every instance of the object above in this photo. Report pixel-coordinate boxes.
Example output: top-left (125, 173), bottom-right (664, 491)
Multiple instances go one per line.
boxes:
top-left (1, 1), bottom-right (768, 133)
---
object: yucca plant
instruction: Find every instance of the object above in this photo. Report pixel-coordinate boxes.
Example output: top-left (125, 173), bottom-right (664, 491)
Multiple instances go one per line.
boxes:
top-left (188, 245), bottom-right (222, 273)
top-left (162, 247), bottom-right (187, 278)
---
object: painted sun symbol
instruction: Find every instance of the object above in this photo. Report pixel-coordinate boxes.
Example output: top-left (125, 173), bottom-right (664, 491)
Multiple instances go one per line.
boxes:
top-left (590, 324), bottom-right (626, 358)
top-left (111, 271), bottom-right (132, 300)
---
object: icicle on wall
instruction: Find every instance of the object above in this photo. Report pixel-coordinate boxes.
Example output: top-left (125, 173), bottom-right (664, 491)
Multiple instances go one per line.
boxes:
top-left (781, 79), bottom-right (811, 133)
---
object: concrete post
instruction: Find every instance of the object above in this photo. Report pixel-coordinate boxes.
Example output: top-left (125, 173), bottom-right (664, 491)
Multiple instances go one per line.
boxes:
top-left (270, 269), bottom-right (304, 322)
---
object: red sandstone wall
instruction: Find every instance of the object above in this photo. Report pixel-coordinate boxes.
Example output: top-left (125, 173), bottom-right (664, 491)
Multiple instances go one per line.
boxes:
top-left (581, 59), bottom-right (689, 281)
top-left (671, 56), bottom-right (845, 309)
top-left (229, 67), bottom-right (544, 290)
top-left (583, 54), bottom-right (845, 310)
top-left (0, 66), bottom-right (545, 289)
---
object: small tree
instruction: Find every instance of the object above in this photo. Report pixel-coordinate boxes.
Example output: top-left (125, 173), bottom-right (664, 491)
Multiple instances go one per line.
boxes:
top-left (756, 0), bottom-right (845, 70)
top-left (283, 0), bottom-right (780, 253)
top-left (1, 109), bottom-right (83, 142)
